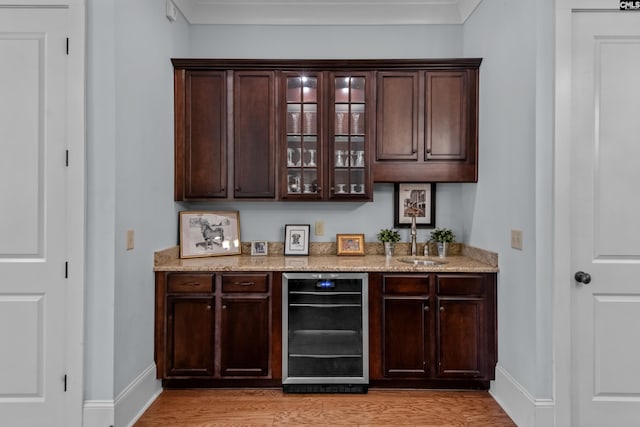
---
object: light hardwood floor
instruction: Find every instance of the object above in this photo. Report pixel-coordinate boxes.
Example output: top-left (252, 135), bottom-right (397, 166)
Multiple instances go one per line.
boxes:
top-left (134, 389), bottom-right (516, 426)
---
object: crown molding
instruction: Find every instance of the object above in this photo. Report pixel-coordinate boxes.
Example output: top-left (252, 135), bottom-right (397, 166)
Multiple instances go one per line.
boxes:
top-left (171, 0), bottom-right (482, 25)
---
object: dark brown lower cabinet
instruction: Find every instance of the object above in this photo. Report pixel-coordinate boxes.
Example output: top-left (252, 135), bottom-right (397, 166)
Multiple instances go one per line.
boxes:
top-left (166, 295), bottom-right (215, 377)
top-left (155, 271), bottom-right (281, 387)
top-left (369, 272), bottom-right (497, 389)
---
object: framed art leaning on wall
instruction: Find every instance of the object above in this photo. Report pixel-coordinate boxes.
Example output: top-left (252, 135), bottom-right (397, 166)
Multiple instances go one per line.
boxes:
top-left (179, 211), bottom-right (241, 258)
top-left (284, 224), bottom-right (310, 256)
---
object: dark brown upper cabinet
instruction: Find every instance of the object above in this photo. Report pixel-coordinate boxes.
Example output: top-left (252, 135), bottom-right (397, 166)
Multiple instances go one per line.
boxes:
top-left (173, 59), bottom-right (481, 202)
top-left (280, 71), bottom-right (373, 201)
top-left (173, 64), bottom-right (276, 201)
top-left (374, 61), bottom-right (480, 183)
top-left (174, 70), bottom-right (228, 200)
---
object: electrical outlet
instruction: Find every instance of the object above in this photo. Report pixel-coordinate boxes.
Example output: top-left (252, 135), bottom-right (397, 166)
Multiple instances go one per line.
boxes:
top-left (126, 229), bottom-right (135, 250)
top-left (315, 221), bottom-right (325, 236)
top-left (511, 229), bottom-right (523, 250)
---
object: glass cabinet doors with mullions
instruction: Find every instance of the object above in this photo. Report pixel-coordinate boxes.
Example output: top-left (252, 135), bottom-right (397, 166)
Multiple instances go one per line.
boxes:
top-left (332, 74), bottom-right (368, 198)
top-left (285, 73), bottom-right (322, 199)
top-left (282, 72), bottom-right (371, 201)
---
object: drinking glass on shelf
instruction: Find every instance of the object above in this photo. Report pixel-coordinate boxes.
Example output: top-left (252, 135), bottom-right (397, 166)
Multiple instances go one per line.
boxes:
top-left (351, 112), bottom-right (361, 135)
top-left (296, 148), bottom-right (303, 167)
top-left (305, 149), bottom-right (317, 167)
top-left (304, 111), bottom-right (316, 134)
top-left (303, 184), bottom-right (313, 194)
top-left (335, 150), bottom-right (344, 167)
top-left (290, 112), bottom-right (300, 134)
top-left (335, 112), bottom-right (345, 135)
top-left (336, 183), bottom-right (347, 194)
top-left (356, 150), bottom-right (365, 167)
top-left (287, 148), bottom-right (296, 167)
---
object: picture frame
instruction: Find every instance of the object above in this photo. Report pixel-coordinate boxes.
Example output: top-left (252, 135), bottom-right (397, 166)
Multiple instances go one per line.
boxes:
top-left (284, 224), bottom-right (310, 256)
top-left (251, 240), bottom-right (268, 256)
top-left (179, 211), bottom-right (241, 258)
top-left (394, 183), bottom-right (436, 228)
top-left (336, 233), bottom-right (365, 256)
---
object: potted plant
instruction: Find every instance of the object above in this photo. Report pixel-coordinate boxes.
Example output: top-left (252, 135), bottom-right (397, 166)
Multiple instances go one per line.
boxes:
top-left (430, 228), bottom-right (455, 258)
top-left (377, 228), bottom-right (401, 257)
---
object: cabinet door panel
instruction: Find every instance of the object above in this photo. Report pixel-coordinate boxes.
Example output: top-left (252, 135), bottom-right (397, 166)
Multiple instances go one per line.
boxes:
top-left (220, 296), bottom-right (270, 377)
top-left (234, 71), bottom-right (276, 198)
top-left (376, 72), bottom-right (420, 161)
top-left (166, 296), bottom-right (215, 377)
top-left (425, 71), bottom-right (467, 161)
top-left (177, 71), bottom-right (227, 199)
top-left (383, 297), bottom-right (429, 377)
top-left (436, 298), bottom-right (484, 378)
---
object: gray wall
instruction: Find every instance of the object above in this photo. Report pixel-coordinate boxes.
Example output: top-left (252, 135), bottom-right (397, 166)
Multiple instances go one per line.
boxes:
top-left (462, 0), bottom-right (554, 398)
top-left (86, 0), bottom-right (189, 400)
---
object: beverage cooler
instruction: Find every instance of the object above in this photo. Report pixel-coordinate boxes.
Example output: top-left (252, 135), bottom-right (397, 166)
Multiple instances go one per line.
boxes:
top-left (282, 272), bottom-right (369, 393)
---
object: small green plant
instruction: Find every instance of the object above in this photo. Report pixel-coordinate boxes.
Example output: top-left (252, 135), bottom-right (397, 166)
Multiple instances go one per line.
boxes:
top-left (430, 227), bottom-right (455, 243)
top-left (377, 228), bottom-right (401, 243)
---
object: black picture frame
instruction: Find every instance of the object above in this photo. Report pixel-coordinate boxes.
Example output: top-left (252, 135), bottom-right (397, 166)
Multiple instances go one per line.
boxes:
top-left (284, 224), bottom-right (310, 256)
top-left (394, 183), bottom-right (436, 228)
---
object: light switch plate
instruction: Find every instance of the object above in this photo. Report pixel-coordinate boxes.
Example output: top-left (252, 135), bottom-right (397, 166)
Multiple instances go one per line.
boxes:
top-left (315, 221), bottom-right (324, 236)
top-left (126, 229), bottom-right (135, 250)
top-left (511, 229), bottom-right (523, 250)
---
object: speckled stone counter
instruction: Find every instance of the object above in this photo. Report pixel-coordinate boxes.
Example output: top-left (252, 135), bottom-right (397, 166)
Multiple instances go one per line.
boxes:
top-left (154, 242), bottom-right (498, 273)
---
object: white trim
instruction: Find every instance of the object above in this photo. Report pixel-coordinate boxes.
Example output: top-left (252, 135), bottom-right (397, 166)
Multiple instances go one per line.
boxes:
top-left (115, 364), bottom-right (162, 427)
top-left (65, 1), bottom-right (85, 427)
top-left (82, 364), bottom-right (161, 427)
top-left (491, 365), bottom-right (555, 427)
top-left (82, 400), bottom-right (115, 427)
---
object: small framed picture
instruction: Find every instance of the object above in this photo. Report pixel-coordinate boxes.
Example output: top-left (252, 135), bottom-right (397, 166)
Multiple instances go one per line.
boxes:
top-left (284, 224), bottom-right (310, 256)
top-left (394, 183), bottom-right (436, 228)
top-left (336, 234), bottom-right (365, 256)
top-left (179, 211), bottom-right (241, 258)
top-left (251, 240), bottom-right (268, 256)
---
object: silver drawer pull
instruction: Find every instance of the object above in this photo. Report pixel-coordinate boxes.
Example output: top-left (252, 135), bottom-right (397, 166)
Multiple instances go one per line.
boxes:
top-left (181, 282), bottom-right (200, 287)
top-left (235, 281), bottom-right (255, 286)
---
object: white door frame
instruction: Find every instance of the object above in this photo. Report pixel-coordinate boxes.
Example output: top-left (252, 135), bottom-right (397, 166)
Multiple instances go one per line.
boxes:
top-left (0, 1), bottom-right (86, 425)
top-left (554, 1), bottom-right (625, 426)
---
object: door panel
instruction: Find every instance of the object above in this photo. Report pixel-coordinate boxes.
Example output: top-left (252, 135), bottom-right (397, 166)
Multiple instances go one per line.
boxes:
top-left (0, 6), bottom-right (70, 425)
top-left (571, 11), bottom-right (640, 426)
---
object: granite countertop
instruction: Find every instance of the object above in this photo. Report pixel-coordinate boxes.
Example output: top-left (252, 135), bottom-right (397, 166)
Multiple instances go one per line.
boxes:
top-left (154, 243), bottom-right (498, 273)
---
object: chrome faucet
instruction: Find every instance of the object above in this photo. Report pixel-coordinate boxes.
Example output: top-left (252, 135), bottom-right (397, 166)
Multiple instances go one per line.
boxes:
top-left (410, 216), bottom-right (417, 256)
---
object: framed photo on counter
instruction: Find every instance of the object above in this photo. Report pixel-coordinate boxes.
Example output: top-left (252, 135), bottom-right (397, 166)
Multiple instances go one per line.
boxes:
top-left (394, 183), bottom-right (436, 228)
top-left (336, 234), bottom-right (365, 256)
top-left (251, 240), bottom-right (268, 256)
top-left (284, 224), bottom-right (310, 256)
top-left (179, 211), bottom-right (241, 258)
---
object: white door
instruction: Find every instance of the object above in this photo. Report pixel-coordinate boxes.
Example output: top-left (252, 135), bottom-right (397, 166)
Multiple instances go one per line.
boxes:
top-left (0, 6), bottom-right (77, 426)
top-left (571, 11), bottom-right (640, 426)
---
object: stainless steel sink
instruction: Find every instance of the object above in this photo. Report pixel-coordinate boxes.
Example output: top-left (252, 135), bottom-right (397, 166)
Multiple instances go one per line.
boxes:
top-left (397, 256), bottom-right (446, 266)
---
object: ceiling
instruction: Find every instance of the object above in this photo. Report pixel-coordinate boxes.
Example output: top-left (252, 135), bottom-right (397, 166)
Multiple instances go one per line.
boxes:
top-left (171, 0), bottom-right (483, 25)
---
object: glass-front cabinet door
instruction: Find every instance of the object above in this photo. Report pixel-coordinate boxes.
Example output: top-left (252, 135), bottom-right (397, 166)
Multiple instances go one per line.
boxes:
top-left (280, 71), bottom-right (372, 201)
top-left (330, 73), bottom-right (371, 200)
top-left (282, 72), bottom-right (323, 199)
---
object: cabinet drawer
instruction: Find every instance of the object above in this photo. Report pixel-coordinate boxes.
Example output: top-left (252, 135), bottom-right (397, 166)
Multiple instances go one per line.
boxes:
top-left (383, 275), bottom-right (429, 295)
top-left (167, 273), bottom-right (214, 293)
top-left (437, 275), bottom-right (484, 296)
top-left (222, 273), bottom-right (269, 293)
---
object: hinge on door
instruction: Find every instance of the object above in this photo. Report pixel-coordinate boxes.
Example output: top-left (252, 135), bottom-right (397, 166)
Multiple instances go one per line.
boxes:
top-left (66, 38), bottom-right (69, 55)
top-left (66, 150), bottom-right (69, 167)
top-left (65, 262), bottom-right (68, 279)
top-left (64, 374), bottom-right (67, 392)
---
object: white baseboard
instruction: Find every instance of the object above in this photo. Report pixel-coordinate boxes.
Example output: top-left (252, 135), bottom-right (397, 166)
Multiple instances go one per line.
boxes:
top-left (83, 400), bottom-right (115, 427)
top-left (83, 364), bottom-right (161, 427)
top-left (490, 364), bottom-right (555, 427)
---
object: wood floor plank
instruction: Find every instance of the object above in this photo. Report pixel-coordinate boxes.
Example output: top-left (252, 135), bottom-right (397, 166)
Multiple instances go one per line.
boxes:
top-left (134, 389), bottom-right (515, 426)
